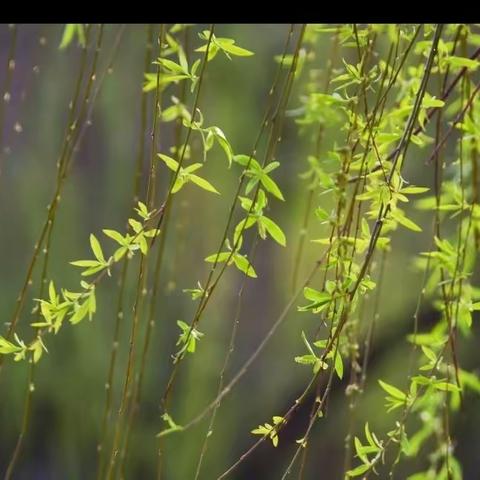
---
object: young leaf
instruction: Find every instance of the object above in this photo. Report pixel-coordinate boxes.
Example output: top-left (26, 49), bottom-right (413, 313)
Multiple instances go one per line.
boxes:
top-left (103, 229), bottom-right (126, 245)
top-left (390, 210), bottom-right (422, 232)
top-left (158, 153), bottom-right (179, 171)
top-left (216, 38), bottom-right (254, 57)
top-left (59, 24), bottom-right (85, 49)
top-left (261, 217), bottom-right (286, 246)
top-left (233, 254), bottom-right (257, 278)
top-left (0, 336), bottom-right (22, 355)
top-left (378, 379), bottom-right (407, 401)
top-left (346, 463), bottom-right (371, 477)
top-left (90, 234), bottom-right (105, 263)
top-left (260, 175), bottom-right (284, 201)
top-left (205, 252), bottom-right (231, 263)
top-left (334, 351), bottom-right (344, 379)
top-left (189, 174), bottom-right (220, 194)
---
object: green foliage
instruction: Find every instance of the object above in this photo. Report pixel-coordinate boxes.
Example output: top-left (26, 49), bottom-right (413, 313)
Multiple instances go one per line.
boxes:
top-left (70, 234), bottom-right (111, 276)
top-left (183, 112), bottom-right (234, 165)
top-left (156, 412), bottom-right (184, 437)
top-left (196, 30), bottom-right (254, 61)
top-left (144, 46), bottom-right (201, 93)
top-left (59, 24), bottom-right (85, 49)
top-left (3, 23), bottom-right (480, 480)
top-left (294, 331), bottom-right (328, 374)
top-left (174, 320), bottom-right (204, 360)
top-left (378, 379), bottom-right (409, 412)
top-left (234, 190), bottom-right (286, 246)
top-left (205, 237), bottom-right (257, 278)
top-left (0, 202), bottom-right (160, 365)
top-left (251, 415), bottom-right (284, 447)
top-left (158, 153), bottom-right (220, 194)
top-left (346, 423), bottom-right (383, 477)
top-left (234, 154), bottom-right (285, 201)
top-left (0, 334), bottom-right (29, 361)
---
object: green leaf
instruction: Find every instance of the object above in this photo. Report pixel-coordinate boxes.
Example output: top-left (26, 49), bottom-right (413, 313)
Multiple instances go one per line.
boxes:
top-left (233, 254), bottom-right (257, 278)
top-left (135, 201), bottom-right (149, 219)
top-left (334, 351), bottom-right (344, 379)
top-left (434, 381), bottom-right (461, 392)
top-left (155, 58), bottom-right (186, 75)
top-left (304, 287), bottom-right (327, 302)
top-left (378, 379), bottom-right (407, 401)
top-left (272, 416), bottom-right (284, 425)
top-left (445, 55), bottom-right (480, 70)
top-left (260, 175), bottom-right (284, 201)
top-left (70, 260), bottom-right (100, 268)
top-left (364, 423), bottom-right (375, 448)
top-left (189, 174), bottom-right (220, 194)
top-left (158, 153), bottom-right (179, 171)
top-left (421, 345), bottom-right (437, 363)
top-left (70, 300), bottom-right (90, 325)
top-left (172, 177), bottom-right (186, 194)
top-left (262, 161), bottom-right (280, 174)
top-left (59, 24), bottom-right (85, 49)
top-left (144, 228), bottom-right (160, 238)
top-left (354, 437), bottom-right (369, 464)
top-left (81, 265), bottom-right (106, 276)
top-left (103, 229), bottom-right (126, 245)
top-left (138, 235), bottom-right (148, 255)
top-left (76, 25), bottom-right (85, 47)
top-left (31, 322), bottom-right (51, 329)
top-left (390, 210), bottom-right (422, 232)
top-left (177, 46), bottom-right (189, 72)
top-left (261, 216), bottom-right (286, 246)
top-left (177, 320), bottom-right (189, 333)
top-left (48, 281), bottom-right (56, 304)
top-left (0, 336), bottom-right (22, 355)
top-left (400, 186), bottom-right (429, 194)
top-left (421, 96), bottom-right (445, 108)
top-left (196, 31), bottom-right (220, 60)
top-left (209, 126), bottom-right (233, 167)
top-left (406, 331), bottom-right (445, 346)
top-left (59, 25), bottom-right (76, 49)
top-left (175, 320), bottom-right (204, 356)
top-left (315, 207), bottom-right (330, 222)
top-left (205, 252), bottom-right (231, 263)
top-left (216, 38), bottom-right (254, 57)
top-left (346, 463), bottom-right (371, 477)
top-left (408, 473), bottom-right (428, 480)
top-left (251, 417), bottom-right (280, 447)
top-left (234, 154), bottom-right (256, 167)
top-left (128, 218), bottom-right (142, 233)
top-left (143, 73), bottom-right (190, 92)
top-left (114, 246), bottom-right (128, 262)
top-left (90, 234), bottom-right (105, 262)
top-left (183, 163), bottom-right (203, 174)
top-left (251, 425), bottom-right (270, 435)
top-left (30, 337), bottom-right (48, 363)
top-left (88, 291), bottom-right (96, 317)
top-left (294, 354), bottom-right (318, 366)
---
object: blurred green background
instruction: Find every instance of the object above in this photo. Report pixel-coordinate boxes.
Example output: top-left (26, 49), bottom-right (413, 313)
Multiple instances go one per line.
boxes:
top-left (0, 24), bottom-right (479, 479)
